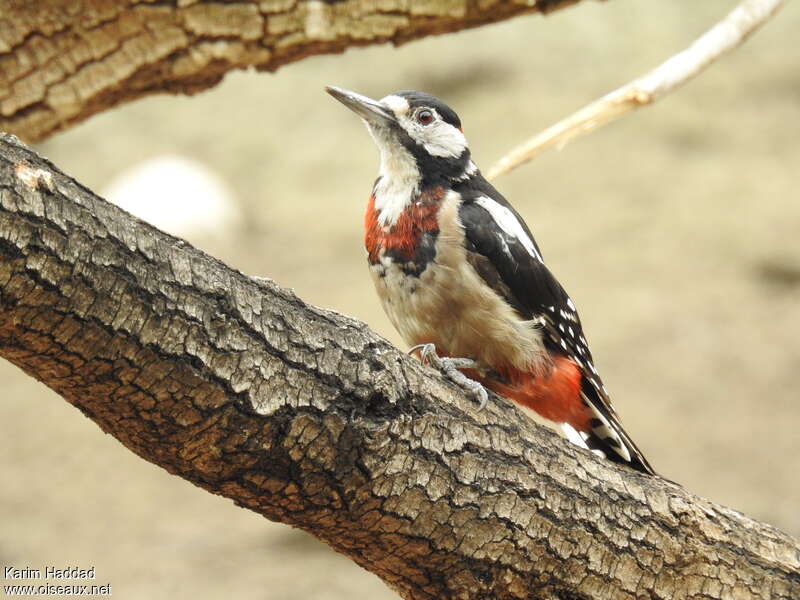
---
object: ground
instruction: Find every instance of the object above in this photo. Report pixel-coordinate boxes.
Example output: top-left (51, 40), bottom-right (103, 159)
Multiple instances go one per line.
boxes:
top-left (2, 1), bottom-right (798, 598)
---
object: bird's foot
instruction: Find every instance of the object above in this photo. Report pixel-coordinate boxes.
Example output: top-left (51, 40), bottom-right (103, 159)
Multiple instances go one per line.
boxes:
top-left (408, 343), bottom-right (489, 411)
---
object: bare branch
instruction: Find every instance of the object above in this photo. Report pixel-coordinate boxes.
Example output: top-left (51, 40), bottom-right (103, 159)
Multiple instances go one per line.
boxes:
top-left (487, 0), bottom-right (783, 180)
top-left (0, 0), bottom-right (580, 142)
top-left (1, 135), bottom-right (799, 599)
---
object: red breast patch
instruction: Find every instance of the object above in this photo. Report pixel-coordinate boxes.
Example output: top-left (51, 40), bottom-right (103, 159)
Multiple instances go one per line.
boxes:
top-left (365, 187), bottom-right (445, 263)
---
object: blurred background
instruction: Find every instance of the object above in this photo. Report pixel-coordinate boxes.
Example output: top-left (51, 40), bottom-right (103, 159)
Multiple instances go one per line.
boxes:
top-left (2, 1), bottom-right (798, 597)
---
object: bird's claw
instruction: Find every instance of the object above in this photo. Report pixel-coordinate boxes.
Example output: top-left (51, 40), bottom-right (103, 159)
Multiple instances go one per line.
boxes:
top-left (408, 343), bottom-right (489, 411)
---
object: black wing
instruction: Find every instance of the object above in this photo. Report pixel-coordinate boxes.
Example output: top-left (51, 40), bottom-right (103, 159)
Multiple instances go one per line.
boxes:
top-left (456, 177), bottom-right (655, 474)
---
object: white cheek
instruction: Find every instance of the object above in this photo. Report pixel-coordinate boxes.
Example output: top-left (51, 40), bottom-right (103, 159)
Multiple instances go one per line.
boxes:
top-left (422, 122), bottom-right (467, 158)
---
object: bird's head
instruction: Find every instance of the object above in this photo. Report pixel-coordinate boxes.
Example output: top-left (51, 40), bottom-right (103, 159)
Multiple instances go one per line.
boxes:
top-left (326, 86), bottom-right (474, 188)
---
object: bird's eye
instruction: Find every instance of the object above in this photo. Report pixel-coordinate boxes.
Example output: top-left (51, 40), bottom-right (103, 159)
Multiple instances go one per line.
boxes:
top-left (416, 109), bottom-right (434, 125)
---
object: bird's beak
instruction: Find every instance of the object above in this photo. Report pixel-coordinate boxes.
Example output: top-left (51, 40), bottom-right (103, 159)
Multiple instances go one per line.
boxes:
top-left (326, 86), bottom-right (396, 126)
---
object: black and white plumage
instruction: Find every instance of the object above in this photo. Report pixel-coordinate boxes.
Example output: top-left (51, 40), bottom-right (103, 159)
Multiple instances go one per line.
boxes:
top-left (327, 86), bottom-right (655, 475)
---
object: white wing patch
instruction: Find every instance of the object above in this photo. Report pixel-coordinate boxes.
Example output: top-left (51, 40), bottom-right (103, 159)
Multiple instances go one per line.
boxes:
top-left (475, 196), bottom-right (543, 263)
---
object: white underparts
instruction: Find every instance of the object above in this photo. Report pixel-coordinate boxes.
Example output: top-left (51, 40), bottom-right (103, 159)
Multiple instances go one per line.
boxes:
top-left (474, 196), bottom-right (544, 262)
top-left (370, 191), bottom-right (548, 376)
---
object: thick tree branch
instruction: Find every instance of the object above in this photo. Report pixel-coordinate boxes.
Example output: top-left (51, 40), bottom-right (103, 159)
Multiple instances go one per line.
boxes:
top-left (488, 0), bottom-right (783, 179)
top-left (1, 135), bottom-right (799, 598)
top-left (0, 0), bottom-right (579, 142)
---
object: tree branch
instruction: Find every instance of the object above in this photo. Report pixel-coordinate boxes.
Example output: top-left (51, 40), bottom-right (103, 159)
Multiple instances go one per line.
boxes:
top-left (1, 135), bottom-right (798, 598)
top-left (487, 0), bottom-right (783, 180)
top-left (0, 0), bottom-right (580, 142)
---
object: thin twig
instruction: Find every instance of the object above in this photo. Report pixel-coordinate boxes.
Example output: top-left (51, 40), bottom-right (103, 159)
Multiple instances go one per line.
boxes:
top-left (487, 0), bottom-right (783, 180)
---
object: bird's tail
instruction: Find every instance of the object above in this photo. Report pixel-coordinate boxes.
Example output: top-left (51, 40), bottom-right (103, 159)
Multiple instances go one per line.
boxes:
top-left (474, 360), bottom-right (656, 475)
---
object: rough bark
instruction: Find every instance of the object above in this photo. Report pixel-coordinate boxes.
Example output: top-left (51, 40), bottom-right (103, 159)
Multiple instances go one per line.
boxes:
top-left (0, 0), bottom-right (577, 142)
top-left (2, 137), bottom-right (799, 599)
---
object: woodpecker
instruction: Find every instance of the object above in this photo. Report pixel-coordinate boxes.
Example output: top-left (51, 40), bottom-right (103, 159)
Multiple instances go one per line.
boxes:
top-left (327, 86), bottom-right (655, 475)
